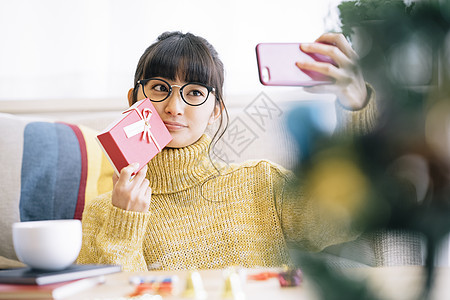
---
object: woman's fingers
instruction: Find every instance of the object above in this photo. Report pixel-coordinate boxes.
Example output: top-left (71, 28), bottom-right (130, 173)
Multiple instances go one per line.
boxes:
top-left (117, 163), bottom-right (140, 185)
top-left (112, 172), bottom-right (119, 186)
top-left (112, 163), bottom-right (151, 212)
top-left (314, 32), bottom-right (358, 61)
top-left (137, 184), bottom-right (152, 212)
top-left (296, 60), bottom-right (344, 82)
top-left (300, 42), bottom-right (352, 70)
top-left (130, 164), bottom-right (148, 188)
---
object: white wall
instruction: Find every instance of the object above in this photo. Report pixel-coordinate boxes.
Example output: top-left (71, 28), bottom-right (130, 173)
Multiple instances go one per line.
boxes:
top-left (0, 0), bottom-right (342, 103)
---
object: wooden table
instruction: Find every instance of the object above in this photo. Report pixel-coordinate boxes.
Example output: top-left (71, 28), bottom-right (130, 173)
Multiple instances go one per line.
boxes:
top-left (64, 268), bottom-right (313, 300)
top-left (64, 266), bottom-right (450, 300)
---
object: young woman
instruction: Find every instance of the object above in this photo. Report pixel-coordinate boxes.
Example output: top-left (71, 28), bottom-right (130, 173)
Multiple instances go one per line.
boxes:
top-left (77, 31), bottom-right (377, 271)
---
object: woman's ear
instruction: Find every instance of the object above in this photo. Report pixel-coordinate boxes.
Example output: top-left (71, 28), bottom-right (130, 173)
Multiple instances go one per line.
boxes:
top-left (127, 88), bottom-right (134, 107)
top-left (208, 102), bottom-right (223, 125)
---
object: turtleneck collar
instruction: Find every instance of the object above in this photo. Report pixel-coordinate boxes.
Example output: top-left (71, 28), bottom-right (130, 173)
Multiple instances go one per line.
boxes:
top-left (146, 134), bottom-right (217, 194)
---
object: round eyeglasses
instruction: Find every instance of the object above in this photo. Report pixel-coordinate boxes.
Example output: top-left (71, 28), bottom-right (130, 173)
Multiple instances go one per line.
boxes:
top-left (137, 78), bottom-right (216, 106)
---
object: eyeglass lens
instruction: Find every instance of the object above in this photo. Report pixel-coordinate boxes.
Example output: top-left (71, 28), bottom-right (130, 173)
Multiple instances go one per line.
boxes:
top-left (143, 79), bottom-right (210, 106)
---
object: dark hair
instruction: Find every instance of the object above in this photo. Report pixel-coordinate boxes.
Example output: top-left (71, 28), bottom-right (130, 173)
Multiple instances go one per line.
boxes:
top-left (132, 31), bottom-right (229, 169)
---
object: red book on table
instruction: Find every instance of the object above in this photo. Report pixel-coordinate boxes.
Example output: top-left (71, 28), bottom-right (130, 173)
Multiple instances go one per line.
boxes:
top-left (0, 277), bottom-right (104, 299)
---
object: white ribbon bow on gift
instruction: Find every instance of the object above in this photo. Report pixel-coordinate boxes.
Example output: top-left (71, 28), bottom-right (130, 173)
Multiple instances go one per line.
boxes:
top-left (122, 107), bottom-right (162, 151)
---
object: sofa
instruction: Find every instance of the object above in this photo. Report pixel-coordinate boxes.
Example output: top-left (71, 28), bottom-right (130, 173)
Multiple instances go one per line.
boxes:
top-left (0, 93), bottom-right (425, 269)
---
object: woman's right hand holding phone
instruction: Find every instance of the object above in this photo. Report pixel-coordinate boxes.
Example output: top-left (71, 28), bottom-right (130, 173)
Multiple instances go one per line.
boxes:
top-left (112, 163), bottom-right (152, 213)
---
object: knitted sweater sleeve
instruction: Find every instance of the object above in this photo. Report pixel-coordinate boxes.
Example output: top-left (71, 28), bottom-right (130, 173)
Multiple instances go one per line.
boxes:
top-left (277, 172), bottom-right (361, 252)
top-left (76, 191), bottom-right (150, 271)
top-left (278, 85), bottom-right (378, 251)
top-left (334, 83), bottom-right (378, 136)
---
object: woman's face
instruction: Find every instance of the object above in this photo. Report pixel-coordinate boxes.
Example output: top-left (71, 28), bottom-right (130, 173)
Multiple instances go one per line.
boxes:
top-left (128, 77), bottom-right (220, 148)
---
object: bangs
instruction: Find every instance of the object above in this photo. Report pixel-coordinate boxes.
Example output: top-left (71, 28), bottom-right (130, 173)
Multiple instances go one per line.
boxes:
top-left (142, 36), bottom-right (215, 86)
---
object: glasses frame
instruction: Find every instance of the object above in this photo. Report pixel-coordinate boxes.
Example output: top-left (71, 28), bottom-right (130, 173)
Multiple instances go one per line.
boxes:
top-left (137, 78), bottom-right (216, 107)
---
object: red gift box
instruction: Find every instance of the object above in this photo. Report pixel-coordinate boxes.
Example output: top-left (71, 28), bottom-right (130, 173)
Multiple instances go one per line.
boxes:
top-left (97, 98), bottom-right (172, 175)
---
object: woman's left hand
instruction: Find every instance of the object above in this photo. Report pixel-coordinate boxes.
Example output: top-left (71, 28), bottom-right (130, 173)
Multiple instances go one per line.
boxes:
top-left (296, 32), bottom-right (368, 110)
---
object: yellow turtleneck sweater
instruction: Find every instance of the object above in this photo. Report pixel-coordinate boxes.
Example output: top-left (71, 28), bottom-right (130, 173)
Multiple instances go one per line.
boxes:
top-left (77, 91), bottom-right (377, 271)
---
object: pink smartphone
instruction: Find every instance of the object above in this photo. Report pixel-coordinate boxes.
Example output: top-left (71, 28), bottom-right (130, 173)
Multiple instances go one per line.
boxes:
top-left (256, 43), bottom-right (335, 86)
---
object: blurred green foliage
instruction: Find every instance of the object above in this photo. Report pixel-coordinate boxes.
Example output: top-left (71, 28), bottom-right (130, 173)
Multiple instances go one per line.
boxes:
top-left (339, 0), bottom-right (415, 37)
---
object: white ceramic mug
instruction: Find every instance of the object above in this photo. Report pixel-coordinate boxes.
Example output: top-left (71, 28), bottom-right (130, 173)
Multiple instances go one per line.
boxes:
top-left (12, 219), bottom-right (82, 271)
